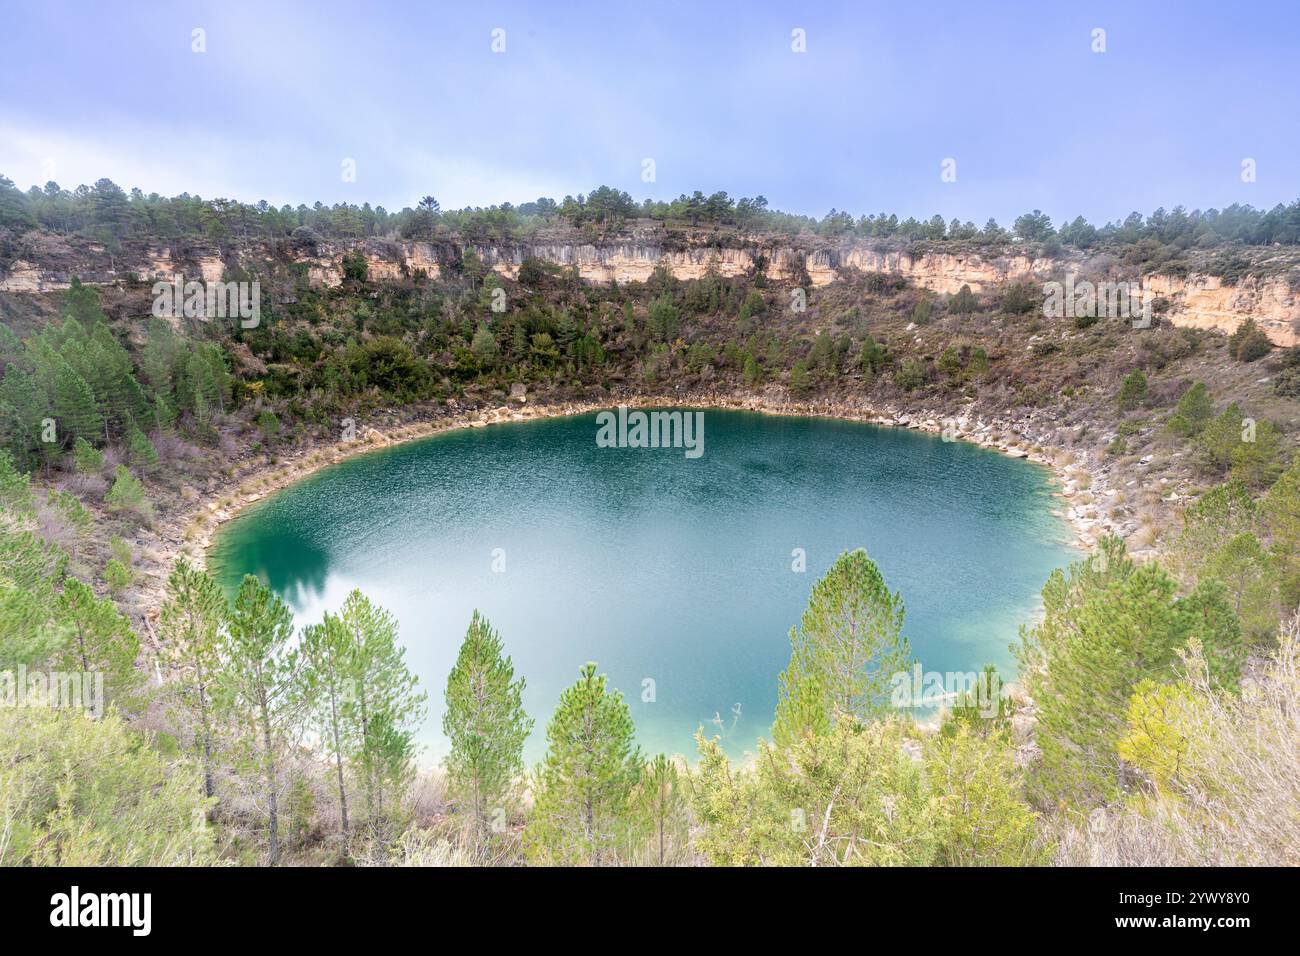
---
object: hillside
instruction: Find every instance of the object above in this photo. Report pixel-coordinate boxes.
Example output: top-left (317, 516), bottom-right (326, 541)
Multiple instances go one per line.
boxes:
top-left (2, 193), bottom-right (1298, 870)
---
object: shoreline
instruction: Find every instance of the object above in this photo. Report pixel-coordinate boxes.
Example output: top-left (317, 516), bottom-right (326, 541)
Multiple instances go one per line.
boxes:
top-left (124, 388), bottom-right (1130, 770)
top-left (152, 390), bottom-right (1123, 606)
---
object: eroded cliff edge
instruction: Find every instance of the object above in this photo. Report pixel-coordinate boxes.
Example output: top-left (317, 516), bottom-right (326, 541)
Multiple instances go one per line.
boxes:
top-left (3, 233), bottom-right (1296, 346)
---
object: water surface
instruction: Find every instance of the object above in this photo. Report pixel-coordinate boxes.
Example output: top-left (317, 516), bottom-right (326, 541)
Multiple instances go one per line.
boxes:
top-left (208, 409), bottom-right (1078, 761)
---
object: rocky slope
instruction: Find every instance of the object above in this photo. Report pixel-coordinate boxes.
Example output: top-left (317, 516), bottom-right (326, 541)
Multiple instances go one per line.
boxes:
top-left (3, 231), bottom-right (1297, 346)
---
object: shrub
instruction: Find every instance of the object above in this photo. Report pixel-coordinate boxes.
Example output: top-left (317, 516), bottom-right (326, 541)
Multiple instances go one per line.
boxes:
top-left (1118, 370), bottom-right (1148, 410)
top-left (72, 437), bottom-right (104, 474)
top-left (104, 557), bottom-right (131, 593)
top-left (256, 409), bottom-right (281, 444)
top-left (340, 251), bottom-right (369, 282)
top-left (105, 465), bottom-right (153, 521)
top-left (788, 360), bottom-right (812, 397)
top-left (1228, 318), bottom-right (1271, 362)
top-left (1054, 622), bottom-right (1300, 866)
top-left (895, 358), bottom-right (928, 391)
top-left (1167, 381), bottom-right (1212, 437)
top-left (126, 425), bottom-right (158, 470)
top-left (0, 708), bottom-right (214, 865)
top-left (948, 284), bottom-right (978, 314)
top-left (1000, 282), bottom-right (1038, 315)
top-left (937, 346), bottom-right (962, 378)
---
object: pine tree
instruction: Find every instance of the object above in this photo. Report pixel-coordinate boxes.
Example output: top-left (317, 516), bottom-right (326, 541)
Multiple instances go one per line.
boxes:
top-left (49, 355), bottom-right (103, 446)
top-left (337, 590), bottom-right (425, 846)
top-left (773, 549), bottom-right (910, 746)
top-left (1263, 459), bottom-right (1300, 607)
top-left (648, 293), bottom-right (679, 342)
top-left (56, 578), bottom-right (141, 709)
top-left (61, 277), bottom-right (106, 325)
top-left (1167, 381), bottom-right (1212, 437)
top-left (470, 324), bottom-right (499, 366)
top-left (158, 558), bottom-right (227, 802)
top-left (126, 423), bottom-right (159, 469)
top-left (442, 611), bottom-right (532, 849)
top-left (105, 465), bottom-right (152, 521)
top-left (141, 317), bottom-right (183, 394)
top-left (181, 344), bottom-right (231, 424)
top-left (72, 436), bottom-right (104, 473)
top-left (0, 452), bottom-right (68, 669)
top-left (216, 575), bottom-right (301, 865)
top-left (1017, 536), bottom-right (1243, 807)
top-left (788, 360), bottom-right (812, 396)
top-left (301, 611), bottom-right (358, 839)
top-left (691, 717), bottom-right (935, 866)
top-left (0, 363), bottom-right (53, 469)
top-left (635, 753), bottom-right (687, 866)
top-left (1118, 369), bottom-right (1148, 410)
top-left (525, 663), bottom-right (642, 866)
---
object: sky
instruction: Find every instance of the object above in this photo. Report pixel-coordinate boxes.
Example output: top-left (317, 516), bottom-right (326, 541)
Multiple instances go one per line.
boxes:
top-left (1, 0), bottom-right (1297, 226)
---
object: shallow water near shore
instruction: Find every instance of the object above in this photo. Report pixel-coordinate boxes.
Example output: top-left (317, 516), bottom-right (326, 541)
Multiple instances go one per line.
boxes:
top-left (207, 408), bottom-right (1079, 762)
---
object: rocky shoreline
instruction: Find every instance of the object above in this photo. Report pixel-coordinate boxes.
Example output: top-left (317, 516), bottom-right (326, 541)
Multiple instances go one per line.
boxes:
top-left (127, 388), bottom-right (1138, 638)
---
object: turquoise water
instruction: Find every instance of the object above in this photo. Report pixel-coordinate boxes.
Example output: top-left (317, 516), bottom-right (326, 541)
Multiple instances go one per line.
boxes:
top-left (207, 409), bottom-right (1078, 762)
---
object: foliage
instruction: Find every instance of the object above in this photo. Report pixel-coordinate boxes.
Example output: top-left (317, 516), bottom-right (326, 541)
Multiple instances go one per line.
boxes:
top-left (216, 574), bottom-right (301, 865)
top-left (158, 558), bottom-right (227, 803)
top-left (1017, 536), bottom-right (1244, 808)
top-left (1117, 369), bottom-right (1147, 410)
top-left (691, 718), bottom-right (934, 866)
top-left (0, 708), bottom-right (214, 865)
top-left (1166, 381), bottom-right (1212, 437)
top-left (524, 664), bottom-right (641, 866)
top-left (1228, 318), bottom-right (1272, 362)
top-left (773, 549), bottom-right (910, 747)
top-left (105, 465), bottom-right (152, 521)
top-left (442, 611), bottom-right (532, 849)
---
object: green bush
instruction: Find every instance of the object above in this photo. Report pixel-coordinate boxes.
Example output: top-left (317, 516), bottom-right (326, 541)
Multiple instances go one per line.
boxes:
top-left (0, 708), bottom-right (214, 865)
top-left (1118, 370), bottom-right (1148, 410)
top-left (105, 465), bottom-right (152, 521)
top-left (1167, 381), bottom-right (1212, 437)
top-left (104, 557), bottom-right (131, 593)
top-left (1229, 318), bottom-right (1271, 362)
top-left (895, 358), bottom-right (928, 391)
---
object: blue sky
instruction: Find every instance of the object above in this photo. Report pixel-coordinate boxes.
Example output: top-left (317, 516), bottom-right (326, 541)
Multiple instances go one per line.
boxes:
top-left (1, 0), bottom-right (1297, 224)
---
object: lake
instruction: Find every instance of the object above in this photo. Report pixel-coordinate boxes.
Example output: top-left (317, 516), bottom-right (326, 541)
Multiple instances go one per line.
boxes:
top-left (207, 408), bottom-right (1079, 762)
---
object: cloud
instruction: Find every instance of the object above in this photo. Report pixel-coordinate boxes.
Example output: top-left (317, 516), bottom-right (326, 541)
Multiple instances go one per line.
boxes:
top-left (0, 116), bottom-right (270, 201)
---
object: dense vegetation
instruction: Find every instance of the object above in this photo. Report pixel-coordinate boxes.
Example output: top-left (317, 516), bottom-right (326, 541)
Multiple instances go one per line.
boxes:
top-left (5, 174), bottom-right (1300, 273)
top-left (1, 218), bottom-right (1297, 865)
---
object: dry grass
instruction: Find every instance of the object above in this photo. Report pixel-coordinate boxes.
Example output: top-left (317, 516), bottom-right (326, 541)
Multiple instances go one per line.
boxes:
top-left (1053, 616), bottom-right (1300, 866)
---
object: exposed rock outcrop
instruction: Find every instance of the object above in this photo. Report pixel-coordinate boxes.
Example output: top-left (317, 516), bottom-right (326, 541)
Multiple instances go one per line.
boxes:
top-left (3, 234), bottom-right (1296, 346)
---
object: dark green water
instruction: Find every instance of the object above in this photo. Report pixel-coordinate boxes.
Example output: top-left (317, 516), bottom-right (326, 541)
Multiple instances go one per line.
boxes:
top-left (208, 409), bottom-right (1078, 761)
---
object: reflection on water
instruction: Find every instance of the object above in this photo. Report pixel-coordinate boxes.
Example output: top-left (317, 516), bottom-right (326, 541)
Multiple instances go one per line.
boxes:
top-left (210, 527), bottom-right (332, 608)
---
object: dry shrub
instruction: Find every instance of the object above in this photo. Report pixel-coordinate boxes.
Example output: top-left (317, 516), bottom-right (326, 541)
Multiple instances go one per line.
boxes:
top-left (359, 829), bottom-right (471, 867)
top-left (1054, 616), bottom-right (1300, 866)
top-left (66, 471), bottom-right (108, 501)
top-left (151, 430), bottom-right (203, 465)
top-left (34, 503), bottom-right (77, 552)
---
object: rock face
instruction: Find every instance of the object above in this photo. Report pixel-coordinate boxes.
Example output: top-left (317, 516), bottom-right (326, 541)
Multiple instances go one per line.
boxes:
top-left (3, 234), bottom-right (1296, 346)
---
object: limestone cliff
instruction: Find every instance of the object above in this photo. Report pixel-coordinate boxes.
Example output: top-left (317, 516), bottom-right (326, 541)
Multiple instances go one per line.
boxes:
top-left (2, 234), bottom-right (1296, 346)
